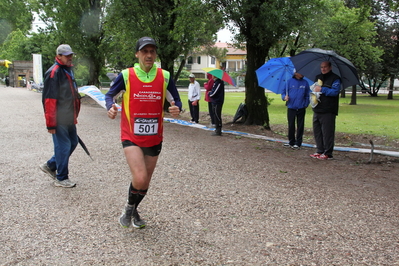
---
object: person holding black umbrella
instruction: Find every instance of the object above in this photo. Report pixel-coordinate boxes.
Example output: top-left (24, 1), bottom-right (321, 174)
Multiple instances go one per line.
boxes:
top-left (310, 61), bottom-right (341, 160)
top-left (39, 44), bottom-right (80, 188)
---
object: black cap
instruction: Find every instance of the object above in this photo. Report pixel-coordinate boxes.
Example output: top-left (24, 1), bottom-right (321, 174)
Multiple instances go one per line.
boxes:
top-left (136, 37), bottom-right (157, 51)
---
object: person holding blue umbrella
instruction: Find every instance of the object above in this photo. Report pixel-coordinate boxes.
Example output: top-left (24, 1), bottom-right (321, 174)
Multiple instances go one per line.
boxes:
top-left (281, 72), bottom-right (311, 149)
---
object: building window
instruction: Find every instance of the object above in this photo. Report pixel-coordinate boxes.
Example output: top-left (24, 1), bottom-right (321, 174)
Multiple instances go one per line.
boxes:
top-left (211, 57), bottom-right (215, 64)
top-left (197, 56), bottom-right (201, 64)
top-left (187, 56), bottom-right (193, 64)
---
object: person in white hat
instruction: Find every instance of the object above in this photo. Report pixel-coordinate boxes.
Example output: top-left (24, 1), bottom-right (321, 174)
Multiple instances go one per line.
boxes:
top-left (187, 73), bottom-right (201, 123)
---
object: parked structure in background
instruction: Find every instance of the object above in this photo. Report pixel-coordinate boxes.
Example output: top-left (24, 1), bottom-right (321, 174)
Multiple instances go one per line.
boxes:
top-left (5, 61), bottom-right (33, 87)
top-left (186, 42), bottom-right (246, 86)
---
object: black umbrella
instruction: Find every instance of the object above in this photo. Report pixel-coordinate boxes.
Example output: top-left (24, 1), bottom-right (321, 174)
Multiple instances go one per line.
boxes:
top-left (290, 48), bottom-right (360, 89)
top-left (78, 136), bottom-right (93, 161)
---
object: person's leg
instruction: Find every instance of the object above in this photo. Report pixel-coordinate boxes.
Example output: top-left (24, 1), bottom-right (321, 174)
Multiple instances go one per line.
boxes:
top-left (212, 103), bottom-right (223, 135)
top-left (320, 112), bottom-right (336, 157)
top-left (296, 108), bottom-right (306, 147)
top-left (120, 146), bottom-right (159, 228)
top-left (287, 108), bottom-right (296, 146)
top-left (193, 102), bottom-right (200, 123)
top-left (52, 124), bottom-right (72, 181)
top-left (208, 102), bottom-right (215, 125)
top-left (312, 113), bottom-right (324, 154)
top-left (124, 146), bottom-right (158, 190)
top-left (188, 100), bottom-right (195, 122)
top-left (68, 124), bottom-right (78, 156)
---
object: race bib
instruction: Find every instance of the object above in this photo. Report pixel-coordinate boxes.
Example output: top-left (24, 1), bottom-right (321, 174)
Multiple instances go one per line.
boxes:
top-left (134, 117), bottom-right (159, 135)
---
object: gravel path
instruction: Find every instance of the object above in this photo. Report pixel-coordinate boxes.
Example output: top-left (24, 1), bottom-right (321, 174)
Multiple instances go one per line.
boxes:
top-left (1, 85), bottom-right (398, 265)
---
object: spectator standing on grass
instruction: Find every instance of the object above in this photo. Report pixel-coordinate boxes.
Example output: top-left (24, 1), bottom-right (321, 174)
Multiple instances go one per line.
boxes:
top-left (209, 76), bottom-right (225, 136)
top-left (40, 44), bottom-right (80, 188)
top-left (310, 61), bottom-right (341, 160)
top-left (187, 73), bottom-right (201, 123)
top-left (204, 73), bottom-right (215, 127)
top-left (105, 37), bottom-right (182, 229)
top-left (281, 72), bottom-right (311, 149)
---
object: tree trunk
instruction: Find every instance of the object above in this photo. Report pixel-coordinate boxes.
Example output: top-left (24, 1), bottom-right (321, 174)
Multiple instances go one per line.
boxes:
top-left (88, 57), bottom-right (101, 87)
top-left (160, 58), bottom-right (175, 112)
top-left (388, 74), bottom-right (394, 100)
top-left (349, 85), bottom-right (357, 105)
top-left (175, 58), bottom-right (186, 82)
top-left (244, 41), bottom-right (270, 129)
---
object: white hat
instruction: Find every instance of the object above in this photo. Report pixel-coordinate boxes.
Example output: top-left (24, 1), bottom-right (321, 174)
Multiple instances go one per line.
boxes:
top-left (188, 74), bottom-right (195, 78)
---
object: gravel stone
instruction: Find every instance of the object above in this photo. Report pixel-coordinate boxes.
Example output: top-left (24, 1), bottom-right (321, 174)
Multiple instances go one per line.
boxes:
top-left (1, 85), bottom-right (399, 265)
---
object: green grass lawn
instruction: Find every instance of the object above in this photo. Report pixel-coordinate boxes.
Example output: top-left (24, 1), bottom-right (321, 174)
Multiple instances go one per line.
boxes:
top-left (179, 90), bottom-right (399, 139)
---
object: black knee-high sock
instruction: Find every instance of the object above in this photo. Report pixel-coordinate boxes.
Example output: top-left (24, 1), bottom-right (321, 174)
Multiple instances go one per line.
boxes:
top-left (128, 183), bottom-right (147, 209)
top-left (127, 183), bottom-right (138, 206)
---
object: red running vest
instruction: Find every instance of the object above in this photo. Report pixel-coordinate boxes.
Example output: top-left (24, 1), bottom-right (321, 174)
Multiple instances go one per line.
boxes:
top-left (121, 67), bottom-right (166, 147)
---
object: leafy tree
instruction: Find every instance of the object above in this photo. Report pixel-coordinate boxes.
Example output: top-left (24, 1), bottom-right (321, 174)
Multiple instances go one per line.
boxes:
top-left (368, 0), bottom-right (399, 98)
top-left (210, 0), bottom-right (317, 128)
top-left (105, 0), bottom-right (222, 81)
top-left (33, 0), bottom-right (107, 86)
top-left (0, 29), bottom-right (56, 76)
top-left (315, 1), bottom-right (382, 103)
top-left (0, 0), bottom-right (32, 45)
top-left (272, 0), bottom-right (382, 104)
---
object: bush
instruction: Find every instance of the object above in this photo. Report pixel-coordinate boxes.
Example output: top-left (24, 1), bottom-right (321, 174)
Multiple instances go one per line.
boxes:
top-left (75, 79), bottom-right (88, 86)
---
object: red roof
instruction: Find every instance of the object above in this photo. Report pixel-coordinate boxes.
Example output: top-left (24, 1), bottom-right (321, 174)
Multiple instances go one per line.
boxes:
top-left (214, 42), bottom-right (246, 55)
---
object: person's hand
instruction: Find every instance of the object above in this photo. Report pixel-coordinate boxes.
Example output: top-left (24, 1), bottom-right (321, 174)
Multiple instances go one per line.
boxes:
top-left (108, 104), bottom-right (118, 119)
top-left (314, 85), bottom-right (322, 92)
top-left (168, 101), bottom-right (180, 117)
top-left (192, 100), bottom-right (198, 106)
top-left (48, 129), bottom-right (56, 134)
top-left (284, 95), bottom-right (289, 101)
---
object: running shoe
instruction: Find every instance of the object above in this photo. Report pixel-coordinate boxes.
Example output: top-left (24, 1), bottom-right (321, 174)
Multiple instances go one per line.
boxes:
top-left (132, 209), bottom-right (146, 228)
top-left (39, 162), bottom-right (56, 180)
top-left (53, 179), bottom-right (76, 188)
top-left (119, 203), bottom-right (134, 228)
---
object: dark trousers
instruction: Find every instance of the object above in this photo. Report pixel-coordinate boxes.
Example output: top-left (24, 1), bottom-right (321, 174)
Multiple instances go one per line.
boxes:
top-left (287, 108), bottom-right (306, 146)
top-left (47, 124), bottom-right (78, 181)
top-left (313, 112), bottom-right (336, 156)
top-left (207, 102), bottom-right (215, 125)
top-left (188, 100), bottom-right (199, 123)
top-left (212, 103), bottom-right (223, 133)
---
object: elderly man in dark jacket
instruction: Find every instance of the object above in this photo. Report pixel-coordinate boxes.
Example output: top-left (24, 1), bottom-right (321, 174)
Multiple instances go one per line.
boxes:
top-left (40, 44), bottom-right (81, 188)
top-left (310, 61), bottom-right (341, 160)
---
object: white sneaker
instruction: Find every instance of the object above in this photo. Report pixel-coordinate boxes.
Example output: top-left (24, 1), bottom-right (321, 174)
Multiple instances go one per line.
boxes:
top-left (54, 179), bottom-right (76, 188)
top-left (39, 162), bottom-right (56, 180)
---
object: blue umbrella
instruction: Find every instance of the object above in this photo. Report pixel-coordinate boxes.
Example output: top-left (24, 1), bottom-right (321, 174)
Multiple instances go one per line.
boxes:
top-left (256, 57), bottom-right (295, 94)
